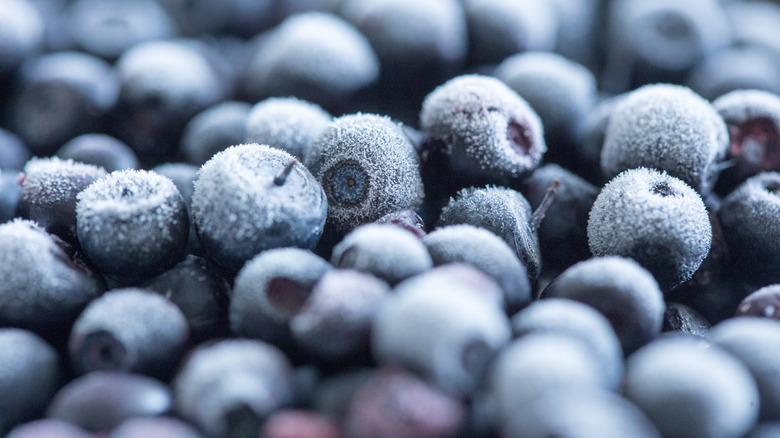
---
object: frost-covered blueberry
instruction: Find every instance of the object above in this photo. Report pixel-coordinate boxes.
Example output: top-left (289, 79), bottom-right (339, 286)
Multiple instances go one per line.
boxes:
top-left (290, 269), bottom-right (389, 363)
top-left (424, 224), bottom-right (531, 312)
top-left (662, 303), bottom-right (710, 337)
top-left (511, 299), bottom-right (624, 390)
top-left (173, 339), bottom-right (295, 438)
top-left (736, 284), bottom-right (780, 320)
top-left (575, 95), bottom-right (625, 184)
top-left (5, 419), bottom-right (91, 438)
top-left (398, 263), bottom-right (505, 307)
top-left (438, 186), bottom-right (542, 282)
top-left (305, 114), bottom-right (423, 235)
top-left (68, 288), bottom-right (189, 378)
top-left (331, 224), bottom-right (432, 286)
top-left (0, 0), bottom-right (44, 77)
top-left (419, 75), bottom-right (546, 192)
top-left (16, 157), bottom-right (106, 244)
top-left (588, 168), bottom-right (712, 291)
top-left (0, 329), bottom-right (62, 435)
top-left (462, 0), bottom-right (557, 65)
top-left (243, 12), bottom-right (379, 108)
top-left (152, 162), bottom-right (200, 253)
top-left (719, 172), bottom-right (780, 287)
top-left (0, 220), bottom-right (103, 333)
top-left (541, 256), bottom-right (665, 353)
top-left (687, 46), bottom-right (780, 102)
top-left (56, 134), bottom-right (139, 172)
top-left (373, 275), bottom-right (511, 395)
top-left (260, 410), bottom-right (339, 438)
top-left (47, 371), bottom-right (172, 433)
top-left (374, 209), bottom-right (426, 239)
top-left (181, 101), bottom-right (252, 166)
top-left (601, 84), bottom-right (728, 194)
top-left (624, 336), bottom-right (759, 438)
top-left (0, 129), bottom-right (30, 171)
top-left (110, 416), bottom-right (205, 438)
top-left (230, 248), bottom-right (332, 346)
top-left (244, 97), bottom-right (331, 163)
top-left (10, 51), bottom-right (118, 156)
top-left (192, 144), bottom-right (327, 273)
top-left (76, 169), bottom-right (189, 284)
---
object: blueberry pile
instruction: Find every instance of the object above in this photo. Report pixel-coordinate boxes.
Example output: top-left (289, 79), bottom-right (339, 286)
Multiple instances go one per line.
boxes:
top-left (5, 0), bottom-right (780, 437)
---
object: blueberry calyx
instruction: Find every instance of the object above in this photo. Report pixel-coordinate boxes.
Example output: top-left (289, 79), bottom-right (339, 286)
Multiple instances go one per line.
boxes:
top-left (273, 159), bottom-right (297, 186)
top-left (729, 117), bottom-right (780, 170)
top-left (323, 159), bottom-right (370, 206)
top-left (507, 119), bottom-right (534, 156)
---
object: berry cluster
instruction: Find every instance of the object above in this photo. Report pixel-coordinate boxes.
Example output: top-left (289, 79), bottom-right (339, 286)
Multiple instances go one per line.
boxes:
top-left (2, 0), bottom-right (780, 437)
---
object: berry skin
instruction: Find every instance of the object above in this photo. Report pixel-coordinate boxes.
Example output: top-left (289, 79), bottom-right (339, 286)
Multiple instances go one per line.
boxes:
top-left (736, 284), bottom-right (780, 320)
top-left (588, 168), bottom-right (712, 292)
top-left (5, 419), bottom-right (91, 438)
top-left (687, 46), bottom-right (780, 102)
top-left (0, 128), bottom-right (31, 171)
top-left (181, 101), bottom-right (252, 166)
top-left (110, 417), bottom-right (206, 438)
top-left (662, 303), bottom-right (710, 337)
top-left (0, 0), bottom-right (44, 77)
top-left (76, 169), bottom-right (189, 284)
top-left (192, 144), bottom-right (327, 273)
top-left (56, 134), bottom-right (140, 172)
top-left (374, 209), bottom-right (427, 238)
top-left (601, 84), bottom-right (729, 194)
top-left (260, 410), bottom-right (339, 438)
top-left (305, 114), bottom-right (424, 235)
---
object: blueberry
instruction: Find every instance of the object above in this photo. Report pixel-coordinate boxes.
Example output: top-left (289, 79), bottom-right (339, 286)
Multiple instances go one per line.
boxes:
top-left (0, 128), bottom-right (30, 171)
top-left (242, 12), bottom-right (379, 109)
top-left (56, 134), bottom-right (140, 172)
top-left (110, 417), bottom-right (205, 438)
top-left (76, 169), bottom-right (189, 284)
top-left (230, 248), bottom-right (332, 346)
top-left (0, 170), bottom-right (21, 223)
top-left (341, 367), bottom-right (467, 438)
top-left (726, 1), bottom-right (780, 60)
top-left (10, 51), bottom-right (119, 156)
top-left (541, 256), bottom-right (665, 353)
top-left (546, 0), bottom-right (601, 70)
top-left (0, 220), bottom-right (103, 334)
top-left (601, 84), bottom-right (729, 194)
top-left (711, 317), bottom-right (780, 421)
top-left (662, 303), bottom-right (710, 337)
top-left (5, 419), bottom-right (91, 438)
top-left (373, 273), bottom-right (511, 395)
top-left (192, 144), bottom-right (327, 273)
top-left (748, 423), bottom-right (780, 438)
top-left (687, 46), bottom-right (780, 102)
top-left (575, 95), bottom-right (625, 185)
top-left (244, 97), bottom-right (332, 163)
top-left (511, 298), bottom-right (624, 390)
top-left (374, 209), bottom-right (426, 238)
top-left (274, 0), bottom-right (342, 18)
top-left (437, 186), bottom-right (542, 282)
top-left (719, 172), bottom-right (780, 287)
top-left (173, 339), bottom-right (295, 438)
top-left (305, 114), bottom-right (423, 235)
top-left (16, 157), bottom-right (107, 245)
top-left (0, 329), bottom-right (62, 435)
top-left (331, 224), bottom-right (432, 286)
top-left (158, 0), bottom-right (273, 38)
top-left (311, 368), bottom-right (374, 421)
top-left (290, 269), bottom-right (389, 363)
top-left (397, 263), bottom-right (506, 306)
top-left (461, 0), bottom-right (557, 65)
top-left (260, 410), bottom-right (339, 438)
top-left (181, 101), bottom-right (252, 166)
top-left (588, 168), bottom-right (712, 291)
top-left (424, 224), bottom-right (531, 312)
top-left (0, 0), bottom-right (44, 77)
top-left (47, 371), bottom-right (172, 433)
top-left (152, 162), bottom-right (200, 253)
top-left (736, 284), bottom-right (780, 320)
top-left (68, 288), bottom-right (189, 377)
top-left (624, 336), bottom-right (759, 438)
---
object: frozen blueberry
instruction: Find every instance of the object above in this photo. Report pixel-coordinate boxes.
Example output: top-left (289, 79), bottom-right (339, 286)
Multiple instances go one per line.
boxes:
top-left (726, 1), bottom-right (780, 59)
top-left (373, 275), bottom-right (511, 395)
top-left (181, 101), bottom-right (252, 166)
top-left (110, 417), bottom-right (205, 438)
top-left (173, 339), bottom-right (295, 438)
top-left (230, 248), bottom-right (333, 346)
top-left (56, 134), bottom-right (139, 172)
top-left (601, 84), bottom-right (729, 194)
top-left (0, 0), bottom-right (44, 77)
top-left (575, 95), bottom-right (625, 184)
top-left (342, 367), bottom-right (467, 438)
top-left (624, 336), bottom-right (759, 438)
top-left (520, 163), bottom-right (599, 272)
top-left (331, 224), bottom-right (432, 286)
top-left (0, 129), bottom-right (30, 171)
top-left (711, 317), bottom-right (780, 420)
top-left (158, 0), bottom-right (273, 38)
top-left (0, 220), bottom-right (103, 333)
top-left (687, 46), bottom-right (780, 102)
top-left (588, 168), bottom-right (712, 291)
top-left (495, 52), bottom-right (597, 168)
top-left (10, 51), bottom-right (119, 156)
top-left (244, 97), bottom-right (332, 163)
top-left (16, 157), bottom-right (107, 244)
top-left (511, 299), bottom-right (624, 390)
top-left (736, 284), bottom-right (780, 320)
top-left (374, 209), bottom-right (426, 238)
top-left (461, 0), bottom-right (557, 65)
top-left (713, 89), bottom-right (780, 195)
top-left (68, 288), bottom-right (189, 377)
top-left (243, 12), bottom-right (379, 109)
top-left (546, 0), bottom-right (601, 70)
top-left (143, 255), bottom-right (230, 341)
top-left (47, 371), bottom-right (172, 433)
top-left (76, 169), bottom-right (189, 284)
top-left (113, 40), bottom-right (226, 162)
top-left (424, 224), bottom-right (531, 312)
top-left (0, 170), bottom-right (21, 223)
top-left (662, 303), bottom-right (710, 337)
top-left (399, 263), bottom-right (505, 307)
top-left (274, 0), bottom-right (341, 18)
top-left (290, 269), bottom-right (389, 363)
top-left (260, 410), bottom-right (339, 438)
top-left (0, 329), bottom-right (63, 435)
top-left (748, 423), bottom-right (780, 438)
top-left (5, 419), bottom-right (91, 438)
top-left (192, 144), bottom-right (327, 273)
top-left (437, 186), bottom-right (542, 282)
top-left (419, 75), bottom-right (546, 194)
top-left (305, 114), bottom-right (423, 235)
top-left (152, 163), bottom-right (197, 207)
top-left (719, 172), bottom-right (780, 287)
top-left (541, 256), bottom-right (665, 353)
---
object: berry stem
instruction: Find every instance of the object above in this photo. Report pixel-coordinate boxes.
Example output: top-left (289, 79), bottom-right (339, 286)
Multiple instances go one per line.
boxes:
top-left (273, 159), bottom-right (297, 186)
top-left (532, 179), bottom-right (560, 230)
